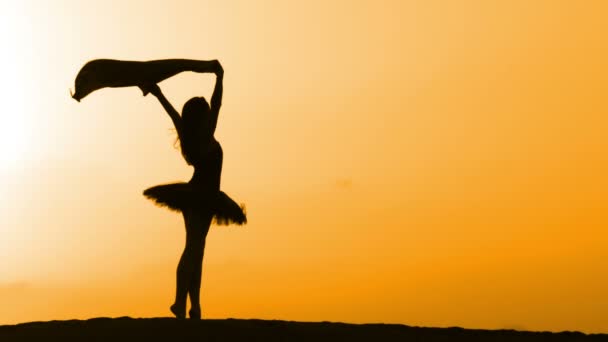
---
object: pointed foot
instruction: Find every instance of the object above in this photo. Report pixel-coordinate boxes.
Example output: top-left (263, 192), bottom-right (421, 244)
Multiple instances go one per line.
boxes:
top-left (170, 303), bottom-right (186, 319)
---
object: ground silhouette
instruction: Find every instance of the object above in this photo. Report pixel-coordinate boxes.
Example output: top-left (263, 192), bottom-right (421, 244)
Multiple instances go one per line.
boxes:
top-left (0, 318), bottom-right (605, 341)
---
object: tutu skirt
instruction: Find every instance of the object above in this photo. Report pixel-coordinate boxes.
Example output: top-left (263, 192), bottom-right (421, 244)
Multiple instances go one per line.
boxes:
top-left (143, 182), bottom-right (246, 226)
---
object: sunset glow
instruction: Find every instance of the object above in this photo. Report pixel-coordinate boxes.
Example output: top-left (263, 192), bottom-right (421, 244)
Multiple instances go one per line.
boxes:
top-left (0, 0), bottom-right (607, 333)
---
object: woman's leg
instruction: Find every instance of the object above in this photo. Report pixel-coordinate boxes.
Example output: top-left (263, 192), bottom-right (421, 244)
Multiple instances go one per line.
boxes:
top-left (171, 210), bottom-right (195, 318)
top-left (186, 212), bottom-right (212, 319)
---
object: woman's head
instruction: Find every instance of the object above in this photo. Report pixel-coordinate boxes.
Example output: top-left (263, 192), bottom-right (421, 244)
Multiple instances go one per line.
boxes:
top-left (180, 97), bottom-right (212, 164)
top-left (182, 96), bottom-right (211, 129)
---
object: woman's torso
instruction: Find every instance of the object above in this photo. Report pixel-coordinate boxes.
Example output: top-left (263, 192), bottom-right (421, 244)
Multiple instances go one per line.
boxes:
top-left (189, 139), bottom-right (223, 195)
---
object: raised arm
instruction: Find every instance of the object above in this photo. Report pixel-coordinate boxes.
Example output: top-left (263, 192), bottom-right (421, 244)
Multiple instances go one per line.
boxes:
top-left (147, 84), bottom-right (184, 142)
top-left (210, 61), bottom-right (224, 132)
top-left (143, 60), bottom-right (222, 135)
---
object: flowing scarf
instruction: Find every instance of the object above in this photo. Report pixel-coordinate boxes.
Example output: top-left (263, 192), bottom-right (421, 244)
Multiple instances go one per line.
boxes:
top-left (71, 59), bottom-right (214, 101)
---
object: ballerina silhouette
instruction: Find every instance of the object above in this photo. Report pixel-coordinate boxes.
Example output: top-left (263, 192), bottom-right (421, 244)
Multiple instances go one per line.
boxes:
top-left (72, 58), bottom-right (246, 319)
top-left (141, 60), bottom-right (246, 319)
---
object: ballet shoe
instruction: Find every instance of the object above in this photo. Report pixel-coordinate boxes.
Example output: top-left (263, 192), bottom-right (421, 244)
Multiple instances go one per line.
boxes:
top-left (170, 303), bottom-right (186, 319)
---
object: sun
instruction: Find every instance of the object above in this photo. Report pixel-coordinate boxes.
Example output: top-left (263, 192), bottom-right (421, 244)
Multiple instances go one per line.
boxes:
top-left (0, 4), bottom-right (33, 167)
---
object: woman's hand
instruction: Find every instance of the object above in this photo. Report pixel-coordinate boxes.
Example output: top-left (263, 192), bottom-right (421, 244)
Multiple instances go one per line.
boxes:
top-left (140, 83), bottom-right (162, 97)
top-left (149, 83), bottom-right (162, 97)
top-left (213, 60), bottom-right (224, 78)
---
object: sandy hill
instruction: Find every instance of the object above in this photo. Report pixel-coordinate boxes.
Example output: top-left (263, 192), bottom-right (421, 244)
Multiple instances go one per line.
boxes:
top-left (0, 317), bottom-right (605, 341)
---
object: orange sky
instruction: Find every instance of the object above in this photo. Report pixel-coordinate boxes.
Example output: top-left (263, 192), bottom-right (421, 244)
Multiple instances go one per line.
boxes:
top-left (1, 0), bottom-right (607, 333)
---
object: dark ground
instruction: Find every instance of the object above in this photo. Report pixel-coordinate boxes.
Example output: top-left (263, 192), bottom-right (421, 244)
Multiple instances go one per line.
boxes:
top-left (0, 317), bottom-right (605, 341)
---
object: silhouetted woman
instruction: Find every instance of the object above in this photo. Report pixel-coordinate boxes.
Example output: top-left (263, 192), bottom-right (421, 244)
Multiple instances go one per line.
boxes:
top-left (142, 60), bottom-right (246, 320)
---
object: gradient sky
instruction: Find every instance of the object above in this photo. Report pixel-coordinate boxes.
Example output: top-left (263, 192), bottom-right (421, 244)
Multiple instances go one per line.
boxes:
top-left (1, 0), bottom-right (607, 333)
